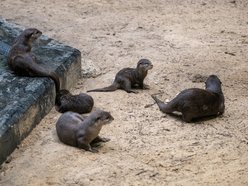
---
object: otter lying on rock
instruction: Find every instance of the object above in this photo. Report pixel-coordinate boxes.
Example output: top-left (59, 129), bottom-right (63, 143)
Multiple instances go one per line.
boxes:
top-left (87, 59), bottom-right (153, 93)
top-left (151, 75), bottom-right (225, 122)
top-left (55, 89), bottom-right (94, 114)
top-left (56, 110), bottom-right (114, 152)
top-left (7, 28), bottom-right (60, 93)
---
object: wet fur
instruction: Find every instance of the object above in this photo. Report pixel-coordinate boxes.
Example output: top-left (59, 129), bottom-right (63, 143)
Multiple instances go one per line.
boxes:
top-left (56, 110), bottom-right (114, 152)
top-left (151, 75), bottom-right (225, 122)
top-left (7, 28), bottom-right (60, 93)
top-left (87, 59), bottom-right (153, 93)
top-left (55, 89), bottom-right (94, 114)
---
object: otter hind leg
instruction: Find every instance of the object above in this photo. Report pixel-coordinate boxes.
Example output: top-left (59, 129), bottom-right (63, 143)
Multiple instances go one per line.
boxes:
top-left (121, 79), bottom-right (137, 93)
top-left (181, 105), bottom-right (198, 122)
top-left (11, 55), bottom-right (33, 75)
top-left (13, 55), bottom-right (45, 76)
top-left (182, 113), bottom-right (193, 123)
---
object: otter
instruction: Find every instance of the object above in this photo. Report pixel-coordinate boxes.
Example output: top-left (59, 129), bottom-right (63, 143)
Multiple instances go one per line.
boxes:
top-left (87, 59), bottom-right (153, 93)
top-left (55, 89), bottom-right (94, 114)
top-left (7, 28), bottom-right (60, 93)
top-left (56, 110), bottom-right (114, 152)
top-left (151, 75), bottom-right (225, 122)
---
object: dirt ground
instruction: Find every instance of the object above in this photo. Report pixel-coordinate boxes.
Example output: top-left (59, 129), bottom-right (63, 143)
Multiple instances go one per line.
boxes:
top-left (0, 0), bottom-right (248, 185)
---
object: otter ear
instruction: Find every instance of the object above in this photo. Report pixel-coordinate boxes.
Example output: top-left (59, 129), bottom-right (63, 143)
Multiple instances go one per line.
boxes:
top-left (25, 31), bottom-right (33, 38)
top-left (106, 113), bottom-right (111, 119)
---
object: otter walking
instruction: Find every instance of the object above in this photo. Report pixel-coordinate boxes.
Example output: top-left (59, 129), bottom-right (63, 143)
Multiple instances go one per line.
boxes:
top-left (7, 28), bottom-right (60, 93)
top-left (151, 75), bottom-right (225, 122)
top-left (87, 59), bottom-right (153, 93)
top-left (56, 110), bottom-right (114, 152)
top-left (55, 89), bottom-right (94, 114)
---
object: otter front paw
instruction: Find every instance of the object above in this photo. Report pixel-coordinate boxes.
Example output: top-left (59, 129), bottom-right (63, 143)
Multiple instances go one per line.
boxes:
top-left (100, 137), bottom-right (110, 142)
top-left (143, 84), bottom-right (150, 89)
top-left (88, 147), bottom-right (99, 153)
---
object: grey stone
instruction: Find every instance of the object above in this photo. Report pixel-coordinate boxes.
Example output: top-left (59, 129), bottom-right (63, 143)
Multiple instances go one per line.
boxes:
top-left (81, 59), bottom-right (102, 78)
top-left (0, 18), bottom-right (81, 164)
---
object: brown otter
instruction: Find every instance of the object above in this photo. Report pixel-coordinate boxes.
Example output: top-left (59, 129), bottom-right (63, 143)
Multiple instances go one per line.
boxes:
top-left (7, 28), bottom-right (60, 93)
top-left (87, 59), bottom-right (153, 93)
top-left (151, 75), bottom-right (225, 122)
top-left (55, 89), bottom-right (94, 114)
top-left (56, 110), bottom-right (114, 152)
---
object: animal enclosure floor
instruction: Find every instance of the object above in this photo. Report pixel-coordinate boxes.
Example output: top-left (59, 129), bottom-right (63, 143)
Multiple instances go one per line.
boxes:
top-left (0, 0), bottom-right (248, 185)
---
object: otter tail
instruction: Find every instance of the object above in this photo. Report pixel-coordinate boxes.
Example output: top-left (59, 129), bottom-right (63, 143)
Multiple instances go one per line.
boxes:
top-left (87, 84), bottom-right (118, 92)
top-left (27, 62), bottom-right (60, 93)
top-left (151, 94), bottom-right (175, 113)
top-left (30, 66), bottom-right (60, 93)
top-left (49, 71), bottom-right (60, 93)
top-left (151, 94), bottom-right (165, 106)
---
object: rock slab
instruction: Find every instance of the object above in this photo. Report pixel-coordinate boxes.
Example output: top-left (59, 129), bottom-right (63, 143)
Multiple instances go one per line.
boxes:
top-left (0, 19), bottom-right (81, 164)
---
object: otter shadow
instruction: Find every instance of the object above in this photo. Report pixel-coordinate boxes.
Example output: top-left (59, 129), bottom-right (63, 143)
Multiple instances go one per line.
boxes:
top-left (166, 112), bottom-right (220, 123)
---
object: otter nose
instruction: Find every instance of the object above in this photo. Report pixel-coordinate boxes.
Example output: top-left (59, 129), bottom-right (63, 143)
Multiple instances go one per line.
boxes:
top-left (109, 115), bottom-right (114, 120)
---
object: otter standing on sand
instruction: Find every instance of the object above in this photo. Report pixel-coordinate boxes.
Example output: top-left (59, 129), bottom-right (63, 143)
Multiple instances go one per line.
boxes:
top-left (7, 28), bottom-right (60, 93)
top-left (55, 89), bottom-right (94, 114)
top-left (87, 59), bottom-right (153, 93)
top-left (56, 110), bottom-right (114, 152)
top-left (151, 75), bottom-right (225, 122)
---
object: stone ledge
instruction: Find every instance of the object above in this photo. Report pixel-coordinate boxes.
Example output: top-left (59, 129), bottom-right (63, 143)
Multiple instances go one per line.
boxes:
top-left (0, 19), bottom-right (81, 164)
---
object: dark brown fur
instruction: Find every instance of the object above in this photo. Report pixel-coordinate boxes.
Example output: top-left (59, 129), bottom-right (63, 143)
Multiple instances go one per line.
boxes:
top-left (87, 59), bottom-right (153, 93)
top-left (7, 28), bottom-right (60, 93)
top-left (56, 110), bottom-right (114, 152)
top-left (55, 89), bottom-right (94, 114)
top-left (151, 75), bottom-right (225, 122)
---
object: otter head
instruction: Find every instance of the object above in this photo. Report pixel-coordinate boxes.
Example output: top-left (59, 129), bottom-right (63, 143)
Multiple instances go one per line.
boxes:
top-left (137, 59), bottom-right (153, 72)
top-left (57, 89), bottom-right (70, 97)
top-left (205, 75), bottom-right (222, 94)
top-left (55, 89), bottom-right (71, 106)
top-left (23, 28), bottom-right (42, 43)
top-left (93, 110), bottom-right (114, 126)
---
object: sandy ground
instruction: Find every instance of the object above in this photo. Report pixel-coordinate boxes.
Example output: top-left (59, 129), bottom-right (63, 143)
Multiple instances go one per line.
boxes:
top-left (0, 0), bottom-right (248, 185)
